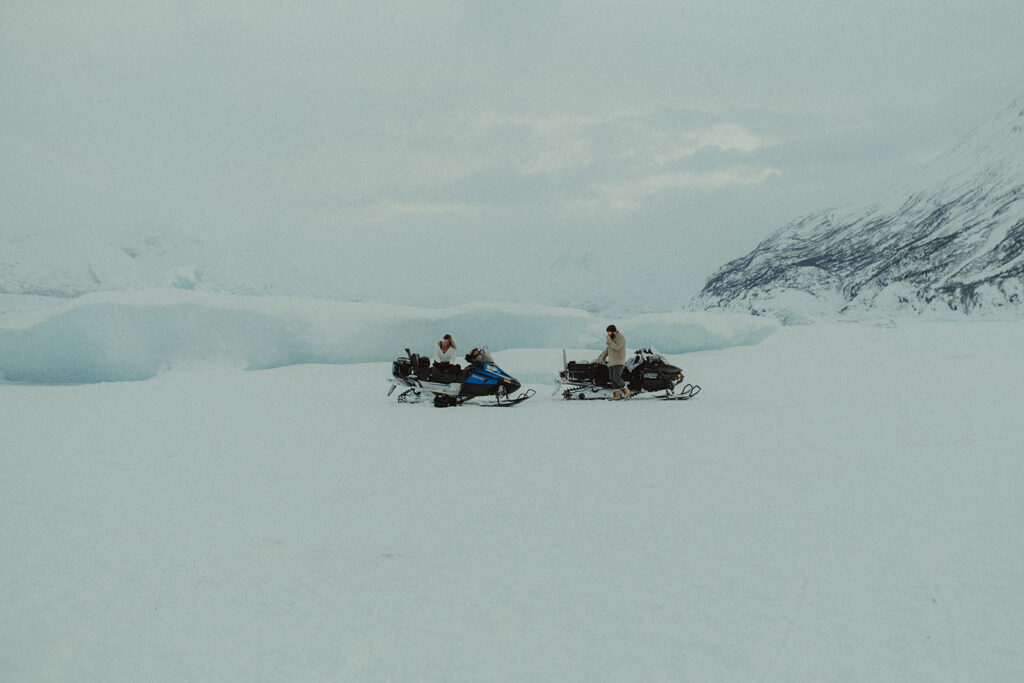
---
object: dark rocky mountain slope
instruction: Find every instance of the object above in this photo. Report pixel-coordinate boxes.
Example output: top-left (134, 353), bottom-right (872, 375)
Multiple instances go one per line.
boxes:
top-left (695, 94), bottom-right (1024, 319)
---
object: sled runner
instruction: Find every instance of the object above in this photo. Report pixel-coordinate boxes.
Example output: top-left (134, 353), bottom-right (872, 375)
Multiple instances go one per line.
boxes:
top-left (388, 347), bottom-right (535, 407)
top-left (555, 347), bottom-right (700, 401)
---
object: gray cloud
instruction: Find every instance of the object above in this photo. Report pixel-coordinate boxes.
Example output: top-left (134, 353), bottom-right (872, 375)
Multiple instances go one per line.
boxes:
top-left (2, 0), bottom-right (1023, 302)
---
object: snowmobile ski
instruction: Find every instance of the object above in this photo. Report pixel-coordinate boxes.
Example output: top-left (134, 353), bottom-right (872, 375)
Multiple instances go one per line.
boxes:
top-left (660, 383), bottom-right (701, 400)
top-left (478, 388), bottom-right (536, 407)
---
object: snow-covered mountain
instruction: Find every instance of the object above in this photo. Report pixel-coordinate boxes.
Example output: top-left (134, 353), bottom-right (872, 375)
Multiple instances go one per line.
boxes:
top-left (694, 94), bottom-right (1024, 320)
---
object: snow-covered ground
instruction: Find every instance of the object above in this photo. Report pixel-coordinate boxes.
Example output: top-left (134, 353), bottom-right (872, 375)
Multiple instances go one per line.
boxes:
top-left (2, 305), bottom-right (1023, 680)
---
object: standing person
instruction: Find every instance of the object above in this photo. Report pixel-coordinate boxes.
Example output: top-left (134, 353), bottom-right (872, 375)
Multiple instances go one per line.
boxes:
top-left (434, 334), bottom-right (458, 372)
top-left (598, 324), bottom-right (630, 400)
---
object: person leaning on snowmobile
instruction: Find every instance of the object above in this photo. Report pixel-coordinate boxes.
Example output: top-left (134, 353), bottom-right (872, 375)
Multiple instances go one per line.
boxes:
top-left (597, 324), bottom-right (630, 400)
top-left (434, 334), bottom-right (459, 374)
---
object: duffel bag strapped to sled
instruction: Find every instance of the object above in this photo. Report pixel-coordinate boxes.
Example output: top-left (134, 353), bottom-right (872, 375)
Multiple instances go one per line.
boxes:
top-left (392, 357), bottom-right (412, 378)
top-left (563, 360), bottom-right (608, 385)
top-left (392, 350), bottom-right (432, 380)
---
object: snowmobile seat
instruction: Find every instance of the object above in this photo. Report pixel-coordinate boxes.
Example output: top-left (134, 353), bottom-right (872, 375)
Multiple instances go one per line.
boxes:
top-left (431, 362), bottom-right (461, 383)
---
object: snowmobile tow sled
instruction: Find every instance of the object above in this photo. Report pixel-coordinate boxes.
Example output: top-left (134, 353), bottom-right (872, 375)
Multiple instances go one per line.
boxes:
top-left (555, 347), bottom-right (701, 401)
top-left (388, 347), bottom-right (536, 407)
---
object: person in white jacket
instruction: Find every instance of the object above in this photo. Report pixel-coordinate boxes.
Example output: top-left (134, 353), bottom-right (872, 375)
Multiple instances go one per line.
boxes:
top-left (434, 334), bottom-right (458, 369)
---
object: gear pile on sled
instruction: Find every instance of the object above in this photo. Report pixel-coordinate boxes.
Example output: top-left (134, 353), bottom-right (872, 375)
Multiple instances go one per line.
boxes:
top-left (555, 347), bottom-right (701, 401)
top-left (387, 346), bottom-right (536, 407)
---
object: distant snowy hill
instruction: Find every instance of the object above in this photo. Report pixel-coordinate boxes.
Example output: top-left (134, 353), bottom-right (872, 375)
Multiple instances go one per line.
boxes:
top-left (0, 290), bottom-right (777, 383)
top-left (0, 231), bottom-right (344, 299)
top-left (694, 94), bottom-right (1024, 319)
top-left (0, 229), bottom-right (683, 314)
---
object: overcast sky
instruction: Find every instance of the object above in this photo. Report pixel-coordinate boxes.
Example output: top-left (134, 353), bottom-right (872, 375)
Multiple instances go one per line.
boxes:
top-left (3, 1), bottom-right (1023, 305)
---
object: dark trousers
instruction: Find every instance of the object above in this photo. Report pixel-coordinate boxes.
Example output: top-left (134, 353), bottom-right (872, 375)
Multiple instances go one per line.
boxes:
top-left (609, 364), bottom-right (626, 389)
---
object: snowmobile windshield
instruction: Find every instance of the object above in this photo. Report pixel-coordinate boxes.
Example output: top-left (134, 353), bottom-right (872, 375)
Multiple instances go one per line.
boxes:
top-left (467, 347), bottom-right (495, 364)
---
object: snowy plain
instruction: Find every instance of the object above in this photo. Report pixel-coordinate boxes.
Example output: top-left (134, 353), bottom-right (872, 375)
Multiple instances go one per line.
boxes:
top-left (2, 294), bottom-right (1023, 681)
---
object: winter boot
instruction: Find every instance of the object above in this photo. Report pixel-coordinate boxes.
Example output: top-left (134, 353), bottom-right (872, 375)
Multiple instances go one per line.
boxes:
top-left (622, 386), bottom-right (631, 399)
top-left (612, 389), bottom-right (621, 400)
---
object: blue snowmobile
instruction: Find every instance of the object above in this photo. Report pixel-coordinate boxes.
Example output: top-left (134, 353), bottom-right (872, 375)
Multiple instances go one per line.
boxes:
top-left (388, 347), bottom-right (535, 407)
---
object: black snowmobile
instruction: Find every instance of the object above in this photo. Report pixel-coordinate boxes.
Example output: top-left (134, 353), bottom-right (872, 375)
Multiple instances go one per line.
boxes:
top-left (388, 347), bottom-right (536, 407)
top-left (555, 347), bottom-right (701, 401)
